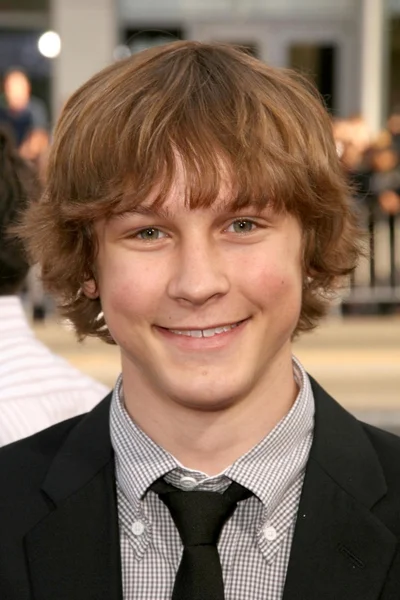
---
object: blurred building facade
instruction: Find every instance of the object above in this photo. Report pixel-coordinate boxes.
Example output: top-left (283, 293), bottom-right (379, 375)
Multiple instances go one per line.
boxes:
top-left (120, 0), bottom-right (384, 131)
top-left (0, 0), bottom-right (399, 130)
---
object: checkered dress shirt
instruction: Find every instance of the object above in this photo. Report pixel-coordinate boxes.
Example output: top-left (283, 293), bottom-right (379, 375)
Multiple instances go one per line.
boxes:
top-left (110, 356), bottom-right (315, 599)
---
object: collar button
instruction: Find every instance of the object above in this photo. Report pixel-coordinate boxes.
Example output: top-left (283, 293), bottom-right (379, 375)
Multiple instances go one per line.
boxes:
top-left (132, 520), bottom-right (145, 536)
top-left (179, 476), bottom-right (197, 489)
top-left (263, 524), bottom-right (277, 542)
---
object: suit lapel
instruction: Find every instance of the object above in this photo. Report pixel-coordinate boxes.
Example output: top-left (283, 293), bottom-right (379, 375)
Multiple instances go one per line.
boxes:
top-left (283, 379), bottom-right (397, 600)
top-left (25, 396), bottom-right (123, 600)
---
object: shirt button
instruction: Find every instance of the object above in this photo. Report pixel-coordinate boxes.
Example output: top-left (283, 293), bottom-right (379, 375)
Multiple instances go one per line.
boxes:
top-left (132, 521), bottom-right (145, 536)
top-left (180, 476), bottom-right (197, 489)
top-left (263, 525), bottom-right (277, 542)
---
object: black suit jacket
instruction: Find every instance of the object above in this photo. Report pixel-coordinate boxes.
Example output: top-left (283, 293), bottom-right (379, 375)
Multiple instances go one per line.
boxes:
top-left (1, 378), bottom-right (400, 599)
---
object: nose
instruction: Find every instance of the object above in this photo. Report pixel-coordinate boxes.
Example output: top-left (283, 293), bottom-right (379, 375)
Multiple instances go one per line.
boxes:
top-left (167, 237), bottom-right (230, 306)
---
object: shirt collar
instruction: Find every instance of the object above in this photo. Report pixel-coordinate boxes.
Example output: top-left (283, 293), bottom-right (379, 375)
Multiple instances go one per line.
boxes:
top-left (110, 356), bottom-right (314, 516)
top-left (225, 357), bottom-right (314, 509)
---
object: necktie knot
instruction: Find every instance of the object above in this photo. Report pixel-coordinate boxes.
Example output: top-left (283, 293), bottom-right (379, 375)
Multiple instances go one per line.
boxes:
top-left (151, 479), bottom-right (252, 547)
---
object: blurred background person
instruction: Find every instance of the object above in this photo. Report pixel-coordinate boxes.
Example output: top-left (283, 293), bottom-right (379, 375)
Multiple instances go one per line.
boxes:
top-left (333, 116), bottom-right (400, 217)
top-left (0, 126), bottom-right (109, 446)
top-left (0, 67), bottom-right (49, 166)
top-left (0, 67), bottom-right (50, 321)
top-left (368, 131), bottom-right (400, 216)
top-left (387, 110), bottom-right (400, 154)
top-left (333, 115), bottom-right (372, 206)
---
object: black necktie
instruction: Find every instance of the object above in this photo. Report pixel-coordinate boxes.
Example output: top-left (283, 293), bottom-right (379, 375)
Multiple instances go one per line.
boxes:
top-left (151, 478), bottom-right (252, 600)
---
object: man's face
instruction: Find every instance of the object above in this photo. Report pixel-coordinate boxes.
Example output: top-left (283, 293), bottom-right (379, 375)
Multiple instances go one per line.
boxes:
top-left (4, 72), bottom-right (30, 111)
top-left (85, 178), bottom-right (303, 411)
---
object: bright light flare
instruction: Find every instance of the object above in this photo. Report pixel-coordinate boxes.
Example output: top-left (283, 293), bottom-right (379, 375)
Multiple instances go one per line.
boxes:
top-left (38, 31), bottom-right (61, 58)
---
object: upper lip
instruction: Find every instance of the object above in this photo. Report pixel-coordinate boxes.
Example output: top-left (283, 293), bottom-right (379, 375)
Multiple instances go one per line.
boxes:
top-left (158, 319), bottom-right (247, 331)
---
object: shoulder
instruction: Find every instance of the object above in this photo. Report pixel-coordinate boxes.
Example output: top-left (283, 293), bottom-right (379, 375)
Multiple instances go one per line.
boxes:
top-left (0, 395), bottom-right (112, 534)
top-left (0, 331), bottom-right (109, 405)
top-left (359, 421), bottom-right (400, 527)
top-left (0, 383), bottom-right (109, 447)
top-left (0, 414), bottom-right (88, 571)
top-left (28, 96), bottom-right (49, 128)
top-left (0, 414), bottom-right (85, 497)
top-left (361, 422), bottom-right (400, 479)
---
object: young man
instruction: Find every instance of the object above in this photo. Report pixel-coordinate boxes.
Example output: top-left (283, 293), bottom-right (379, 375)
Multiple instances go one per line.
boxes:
top-left (0, 126), bottom-right (108, 446)
top-left (0, 41), bottom-right (399, 599)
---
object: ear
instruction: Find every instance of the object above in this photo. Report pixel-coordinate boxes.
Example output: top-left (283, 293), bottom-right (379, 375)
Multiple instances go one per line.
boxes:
top-left (81, 279), bottom-right (99, 299)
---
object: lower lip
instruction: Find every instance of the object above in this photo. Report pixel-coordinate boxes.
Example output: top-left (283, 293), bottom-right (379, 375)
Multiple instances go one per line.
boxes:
top-left (154, 319), bottom-right (249, 351)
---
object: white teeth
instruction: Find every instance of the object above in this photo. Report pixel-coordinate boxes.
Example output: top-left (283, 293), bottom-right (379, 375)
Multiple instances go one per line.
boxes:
top-left (202, 328), bottom-right (217, 338)
top-left (203, 327), bottom-right (224, 337)
top-left (170, 329), bottom-right (202, 337)
top-left (170, 322), bottom-right (240, 338)
top-left (188, 330), bottom-right (203, 338)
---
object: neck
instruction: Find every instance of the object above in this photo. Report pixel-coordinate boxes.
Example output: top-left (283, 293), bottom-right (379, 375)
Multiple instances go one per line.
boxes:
top-left (121, 354), bottom-right (298, 476)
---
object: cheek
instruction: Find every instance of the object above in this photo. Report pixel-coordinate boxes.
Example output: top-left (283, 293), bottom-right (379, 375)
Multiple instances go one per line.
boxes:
top-left (244, 254), bottom-right (302, 307)
top-left (97, 257), bottom-right (161, 321)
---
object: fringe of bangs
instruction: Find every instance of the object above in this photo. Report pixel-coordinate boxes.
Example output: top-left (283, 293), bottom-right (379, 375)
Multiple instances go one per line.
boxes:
top-left (52, 142), bottom-right (311, 223)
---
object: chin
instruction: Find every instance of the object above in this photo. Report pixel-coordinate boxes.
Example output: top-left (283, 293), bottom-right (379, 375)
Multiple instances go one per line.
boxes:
top-left (169, 381), bottom-right (246, 412)
top-left (178, 396), bottom-right (238, 412)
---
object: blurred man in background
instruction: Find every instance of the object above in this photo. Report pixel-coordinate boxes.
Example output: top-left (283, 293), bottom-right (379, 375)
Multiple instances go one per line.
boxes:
top-left (0, 126), bottom-right (109, 446)
top-left (0, 67), bottom-right (51, 321)
top-left (333, 114), bottom-right (400, 217)
top-left (369, 131), bottom-right (400, 215)
top-left (0, 67), bottom-right (49, 163)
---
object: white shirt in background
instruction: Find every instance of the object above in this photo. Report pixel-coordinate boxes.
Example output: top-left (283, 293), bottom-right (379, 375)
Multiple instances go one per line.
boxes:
top-left (0, 295), bottom-right (109, 446)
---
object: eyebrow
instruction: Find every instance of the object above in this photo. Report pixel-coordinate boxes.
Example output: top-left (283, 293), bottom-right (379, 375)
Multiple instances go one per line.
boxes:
top-left (115, 205), bottom-right (174, 220)
top-left (115, 199), bottom-right (269, 221)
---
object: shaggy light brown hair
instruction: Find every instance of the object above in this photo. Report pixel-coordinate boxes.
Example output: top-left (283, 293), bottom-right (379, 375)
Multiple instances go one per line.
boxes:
top-left (18, 41), bottom-right (362, 342)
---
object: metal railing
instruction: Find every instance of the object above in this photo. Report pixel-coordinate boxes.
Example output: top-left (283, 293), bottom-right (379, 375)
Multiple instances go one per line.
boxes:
top-left (342, 202), bottom-right (400, 313)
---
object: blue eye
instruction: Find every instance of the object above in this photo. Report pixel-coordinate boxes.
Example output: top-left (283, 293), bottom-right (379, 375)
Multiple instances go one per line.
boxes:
top-left (136, 228), bottom-right (166, 241)
top-left (228, 220), bottom-right (256, 233)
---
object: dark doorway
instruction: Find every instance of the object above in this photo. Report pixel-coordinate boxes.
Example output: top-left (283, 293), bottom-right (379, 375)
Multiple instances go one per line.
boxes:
top-left (289, 43), bottom-right (337, 113)
top-left (388, 17), bottom-right (400, 113)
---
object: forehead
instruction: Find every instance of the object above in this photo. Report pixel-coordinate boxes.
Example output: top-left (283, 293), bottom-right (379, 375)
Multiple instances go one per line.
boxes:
top-left (118, 156), bottom-right (278, 219)
top-left (145, 166), bottom-right (233, 210)
top-left (5, 72), bottom-right (28, 85)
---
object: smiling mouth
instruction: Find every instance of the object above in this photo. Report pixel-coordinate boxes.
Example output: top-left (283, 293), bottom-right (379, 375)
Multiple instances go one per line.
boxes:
top-left (163, 320), bottom-right (247, 338)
